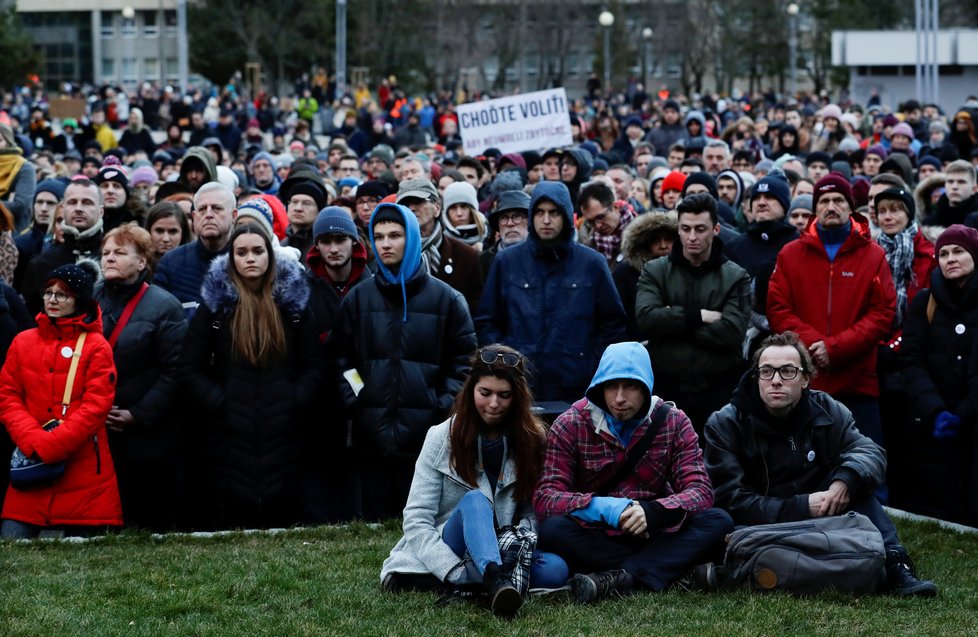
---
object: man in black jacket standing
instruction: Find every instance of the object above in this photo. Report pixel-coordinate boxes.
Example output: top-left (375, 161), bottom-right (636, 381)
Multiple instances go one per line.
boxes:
top-left (703, 331), bottom-right (938, 597)
top-left (332, 202), bottom-right (476, 521)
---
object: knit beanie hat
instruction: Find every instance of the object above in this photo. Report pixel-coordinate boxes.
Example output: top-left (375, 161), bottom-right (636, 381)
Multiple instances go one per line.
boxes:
top-left (935, 225), bottom-right (978, 265)
top-left (250, 151), bottom-right (275, 170)
top-left (313, 206), bottom-right (359, 241)
top-left (751, 174), bottom-right (792, 212)
top-left (806, 151), bottom-right (832, 168)
top-left (371, 204), bottom-right (405, 228)
top-left (355, 180), bottom-right (391, 200)
top-left (443, 181), bottom-right (479, 212)
top-left (45, 261), bottom-right (98, 306)
top-left (287, 180), bottom-right (328, 210)
top-left (236, 198), bottom-right (275, 237)
top-left (682, 172), bottom-right (718, 199)
top-left (918, 155), bottom-right (942, 171)
top-left (874, 187), bottom-right (915, 218)
top-left (813, 173), bottom-right (854, 211)
top-left (865, 145), bottom-right (888, 161)
top-left (661, 171), bottom-right (687, 194)
top-left (821, 104), bottom-right (843, 122)
top-left (94, 166), bottom-right (130, 195)
top-left (131, 165), bottom-right (158, 187)
top-left (34, 178), bottom-right (67, 203)
top-left (788, 194), bottom-right (813, 213)
top-left (891, 123), bottom-right (915, 140)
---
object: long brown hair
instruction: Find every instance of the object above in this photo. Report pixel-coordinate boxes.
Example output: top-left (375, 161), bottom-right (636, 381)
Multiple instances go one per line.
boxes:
top-left (227, 224), bottom-right (286, 367)
top-left (449, 344), bottom-right (545, 503)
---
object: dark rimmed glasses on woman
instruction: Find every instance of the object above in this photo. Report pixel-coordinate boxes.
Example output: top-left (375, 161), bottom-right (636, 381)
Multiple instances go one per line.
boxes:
top-left (479, 350), bottom-right (523, 367)
top-left (757, 364), bottom-right (802, 381)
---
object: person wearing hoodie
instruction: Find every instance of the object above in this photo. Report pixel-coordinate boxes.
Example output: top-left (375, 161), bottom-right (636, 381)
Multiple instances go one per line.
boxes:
top-left (21, 180), bottom-right (105, 316)
top-left (715, 169), bottom-right (744, 213)
top-left (683, 110), bottom-right (708, 150)
top-left (560, 148), bottom-right (594, 207)
top-left (703, 331), bottom-right (938, 597)
top-left (332, 202), bottom-right (476, 521)
top-left (303, 207), bottom-right (371, 522)
top-left (14, 178), bottom-right (65, 288)
top-left (177, 146), bottom-right (218, 194)
top-left (635, 193), bottom-right (751, 434)
top-left (534, 342), bottom-right (734, 602)
top-left (476, 181), bottom-right (626, 404)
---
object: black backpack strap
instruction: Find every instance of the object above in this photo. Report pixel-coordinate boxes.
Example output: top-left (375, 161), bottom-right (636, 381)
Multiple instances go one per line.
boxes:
top-left (596, 400), bottom-right (671, 496)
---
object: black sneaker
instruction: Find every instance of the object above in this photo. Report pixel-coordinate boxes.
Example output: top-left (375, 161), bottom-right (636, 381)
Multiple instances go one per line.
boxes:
top-left (673, 562), bottom-right (720, 592)
top-left (885, 550), bottom-right (939, 598)
top-left (483, 562), bottom-right (523, 617)
top-left (568, 569), bottom-right (634, 603)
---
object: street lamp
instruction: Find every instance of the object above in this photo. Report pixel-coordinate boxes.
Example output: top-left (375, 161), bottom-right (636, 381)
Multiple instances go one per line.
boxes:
top-left (641, 27), bottom-right (653, 93)
top-left (599, 10), bottom-right (614, 95)
top-left (787, 3), bottom-right (799, 100)
top-left (122, 7), bottom-right (135, 88)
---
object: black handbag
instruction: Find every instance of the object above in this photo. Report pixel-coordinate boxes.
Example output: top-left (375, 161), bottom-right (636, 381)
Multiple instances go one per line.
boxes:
top-left (9, 332), bottom-right (87, 490)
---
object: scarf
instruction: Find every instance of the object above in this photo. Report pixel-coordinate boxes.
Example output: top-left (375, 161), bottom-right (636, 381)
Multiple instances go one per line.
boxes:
top-left (420, 221), bottom-right (444, 275)
top-left (878, 222), bottom-right (918, 326)
top-left (589, 200), bottom-right (638, 264)
top-left (0, 152), bottom-right (25, 198)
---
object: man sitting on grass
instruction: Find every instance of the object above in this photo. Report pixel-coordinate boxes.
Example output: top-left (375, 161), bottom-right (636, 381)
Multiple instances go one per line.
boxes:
top-left (534, 342), bottom-right (733, 602)
top-left (703, 331), bottom-right (938, 597)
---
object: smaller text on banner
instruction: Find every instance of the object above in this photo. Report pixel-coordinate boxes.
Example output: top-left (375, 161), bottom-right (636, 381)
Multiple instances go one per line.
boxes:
top-left (456, 88), bottom-right (572, 156)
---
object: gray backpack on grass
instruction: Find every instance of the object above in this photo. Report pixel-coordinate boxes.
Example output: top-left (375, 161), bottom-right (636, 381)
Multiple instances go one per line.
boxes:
top-left (724, 511), bottom-right (886, 594)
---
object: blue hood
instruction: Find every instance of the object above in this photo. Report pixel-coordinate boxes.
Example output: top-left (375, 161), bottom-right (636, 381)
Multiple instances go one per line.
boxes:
top-left (528, 181), bottom-right (575, 244)
top-left (585, 342), bottom-right (655, 416)
top-left (369, 202), bottom-right (423, 322)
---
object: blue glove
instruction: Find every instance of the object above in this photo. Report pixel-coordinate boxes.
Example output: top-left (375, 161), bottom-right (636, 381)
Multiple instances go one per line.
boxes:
top-left (933, 411), bottom-right (961, 441)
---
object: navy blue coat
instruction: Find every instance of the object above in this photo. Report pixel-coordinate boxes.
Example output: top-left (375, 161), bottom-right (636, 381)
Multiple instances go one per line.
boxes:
top-left (476, 181), bottom-right (626, 403)
top-left (154, 239), bottom-right (229, 317)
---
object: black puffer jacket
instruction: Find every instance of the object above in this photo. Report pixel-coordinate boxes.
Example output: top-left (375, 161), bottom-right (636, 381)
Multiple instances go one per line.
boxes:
top-left (95, 274), bottom-right (187, 451)
top-left (181, 254), bottom-right (325, 505)
top-left (901, 269), bottom-right (978, 425)
top-left (704, 373), bottom-right (885, 526)
top-left (333, 268), bottom-right (476, 457)
top-left (20, 224), bottom-right (103, 316)
top-left (724, 219), bottom-right (799, 279)
top-left (612, 211), bottom-right (677, 339)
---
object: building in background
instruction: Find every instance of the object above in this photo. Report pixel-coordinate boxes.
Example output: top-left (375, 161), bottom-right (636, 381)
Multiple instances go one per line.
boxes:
top-left (17, 0), bottom-right (182, 91)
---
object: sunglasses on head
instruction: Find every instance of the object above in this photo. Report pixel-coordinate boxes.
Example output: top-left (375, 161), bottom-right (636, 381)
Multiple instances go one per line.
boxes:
top-left (479, 349), bottom-right (523, 367)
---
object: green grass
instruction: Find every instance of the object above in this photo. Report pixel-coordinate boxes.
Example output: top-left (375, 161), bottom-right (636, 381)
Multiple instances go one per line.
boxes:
top-left (1, 518), bottom-right (976, 637)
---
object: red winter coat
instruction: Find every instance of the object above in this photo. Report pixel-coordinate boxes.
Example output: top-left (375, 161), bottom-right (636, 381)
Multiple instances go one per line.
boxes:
top-left (0, 307), bottom-right (121, 527)
top-left (767, 219), bottom-right (896, 397)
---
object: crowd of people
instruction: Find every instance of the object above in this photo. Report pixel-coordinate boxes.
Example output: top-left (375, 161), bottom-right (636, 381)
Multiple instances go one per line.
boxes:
top-left (1, 75), bottom-right (977, 609)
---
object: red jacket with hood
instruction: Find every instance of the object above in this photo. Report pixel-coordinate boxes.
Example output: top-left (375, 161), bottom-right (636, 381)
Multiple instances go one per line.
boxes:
top-left (0, 306), bottom-right (121, 527)
top-left (767, 217), bottom-right (896, 397)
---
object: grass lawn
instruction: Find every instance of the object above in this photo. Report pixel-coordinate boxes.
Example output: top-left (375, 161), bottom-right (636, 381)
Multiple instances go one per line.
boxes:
top-left (1, 517), bottom-right (976, 637)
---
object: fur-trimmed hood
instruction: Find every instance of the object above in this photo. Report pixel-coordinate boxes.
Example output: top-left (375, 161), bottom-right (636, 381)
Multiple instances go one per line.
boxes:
top-left (200, 252), bottom-right (310, 315)
top-left (915, 172), bottom-right (947, 242)
top-left (620, 211), bottom-right (678, 271)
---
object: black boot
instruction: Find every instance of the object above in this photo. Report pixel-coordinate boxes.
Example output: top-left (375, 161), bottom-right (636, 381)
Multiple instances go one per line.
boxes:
top-left (568, 569), bottom-right (634, 603)
top-left (483, 562), bottom-right (523, 617)
top-left (885, 549), bottom-right (939, 597)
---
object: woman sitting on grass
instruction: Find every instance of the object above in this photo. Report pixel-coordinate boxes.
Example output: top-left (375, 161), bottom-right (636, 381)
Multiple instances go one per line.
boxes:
top-left (381, 345), bottom-right (568, 616)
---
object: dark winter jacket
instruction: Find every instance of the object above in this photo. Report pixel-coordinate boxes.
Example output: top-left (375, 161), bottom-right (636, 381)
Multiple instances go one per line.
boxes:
top-left (476, 181), bottom-right (626, 402)
top-left (923, 193), bottom-right (978, 232)
top-left (180, 254), bottom-right (325, 507)
top-left (635, 237), bottom-right (751, 391)
top-left (612, 211), bottom-right (677, 339)
top-left (305, 241), bottom-right (372, 343)
top-left (153, 239), bottom-right (229, 316)
top-left (14, 225), bottom-right (48, 289)
top-left (646, 122), bottom-right (686, 158)
top-left (704, 375), bottom-right (885, 526)
top-left (901, 269), bottom-right (978, 425)
top-left (435, 235), bottom-right (483, 313)
top-left (333, 265), bottom-right (475, 457)
top-left (95, 274), bottom-right (187, 455)
top-left (724, 219), bottom-right (799, 278)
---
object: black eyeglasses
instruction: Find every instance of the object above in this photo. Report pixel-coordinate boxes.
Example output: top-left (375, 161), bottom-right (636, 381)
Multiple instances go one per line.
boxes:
top-left (757, 364), bottom-right (802, 381)
top-left (479, 349), bottom-right (523, 367)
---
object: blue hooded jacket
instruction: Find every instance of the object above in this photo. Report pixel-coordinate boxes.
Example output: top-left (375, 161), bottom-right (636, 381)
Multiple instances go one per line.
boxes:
top-left (475, 181), bottom-right (627, 402)
top-left (572, 342), bottom-right (658, 526)
top-left (369, 203), bottom-right (423, 322)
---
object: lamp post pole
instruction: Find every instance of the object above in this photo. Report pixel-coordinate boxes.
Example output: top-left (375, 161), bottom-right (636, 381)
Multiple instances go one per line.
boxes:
top-left (642, 27), bottom-right (653, 92)
top-left (599, 10), bottom-right (615, 95)
top-left (336, 0), bottom-right (348, 101)
top-left (787, 3), bottom-right (799, 100)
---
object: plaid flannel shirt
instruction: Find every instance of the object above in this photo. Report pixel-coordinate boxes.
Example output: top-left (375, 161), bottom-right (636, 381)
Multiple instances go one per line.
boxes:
top-left (587, 200), bottom-right (638, 264)
top-left (533, 397), bottom-right (714, 533)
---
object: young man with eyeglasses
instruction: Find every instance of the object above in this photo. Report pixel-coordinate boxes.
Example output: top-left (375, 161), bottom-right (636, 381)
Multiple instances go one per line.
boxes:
top-left (703, 331), bottom-right (938, 597)
top-left (480, 190), bottom-right (530, 283)
top-left (476, 181), bottom-right (626, 403)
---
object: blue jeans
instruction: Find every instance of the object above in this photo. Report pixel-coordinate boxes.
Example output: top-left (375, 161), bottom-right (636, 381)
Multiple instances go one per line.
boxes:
top-left (441, 490), bottom-right (568, 589)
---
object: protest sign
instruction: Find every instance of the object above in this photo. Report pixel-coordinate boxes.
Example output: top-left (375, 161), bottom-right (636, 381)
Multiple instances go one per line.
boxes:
top-left (456, 88), bottom-right (572, 155)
